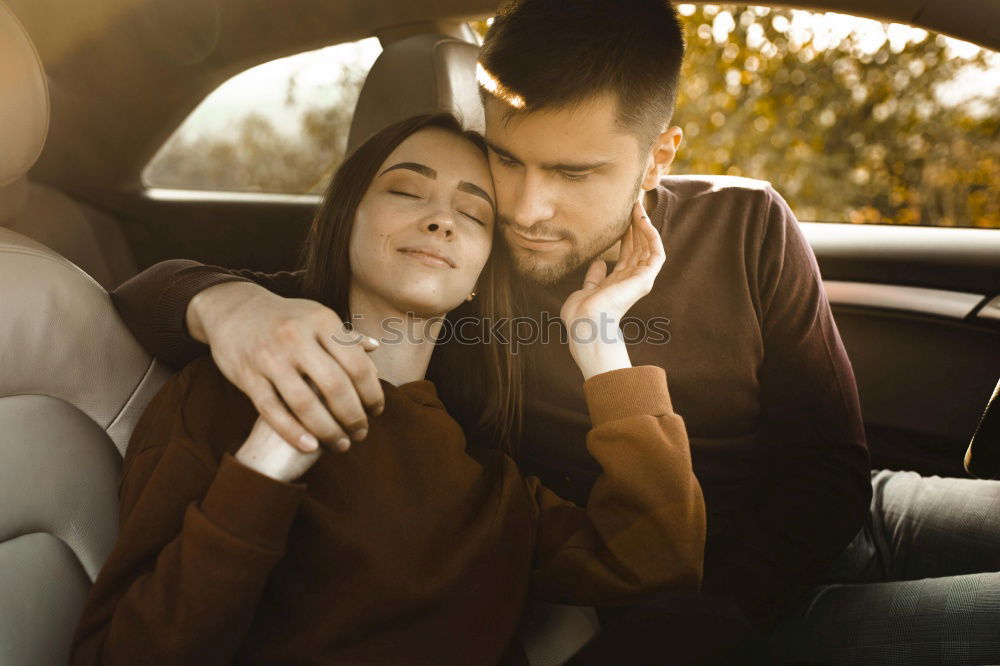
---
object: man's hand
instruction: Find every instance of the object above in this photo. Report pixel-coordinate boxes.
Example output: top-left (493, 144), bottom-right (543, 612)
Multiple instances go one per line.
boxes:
top-left (188, 282), bottom-right (385, 452)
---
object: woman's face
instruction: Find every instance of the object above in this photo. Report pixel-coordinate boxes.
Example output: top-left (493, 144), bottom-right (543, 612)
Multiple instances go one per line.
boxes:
top-left (350, 127), bottom-right (496, 318)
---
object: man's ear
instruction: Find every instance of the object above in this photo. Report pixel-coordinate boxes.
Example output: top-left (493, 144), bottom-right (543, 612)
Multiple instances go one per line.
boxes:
top-left (641, 125), bottom-right (683, 190)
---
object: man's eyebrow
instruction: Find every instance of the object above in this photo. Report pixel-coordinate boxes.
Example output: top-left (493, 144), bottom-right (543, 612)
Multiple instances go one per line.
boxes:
top-left (545, 158), bottom-right (610, 173)
top-left (485, 139), bottom-right (520, 163)
top-left (484, 139), bottom-right (609, 173)
top-left (458, 182), bottom-right (495, 209)
top-left (379, 162), bottom-right (437, 179)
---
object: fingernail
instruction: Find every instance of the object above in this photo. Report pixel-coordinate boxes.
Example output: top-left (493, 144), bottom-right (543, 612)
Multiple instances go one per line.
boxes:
top-left (367, 335), bottom-right (379, 347)
top-left (353, 427), bottom-right (368, 441)
top-left (373, 403), bottom-right (385, 416)
top-left (299, 433), bottom-right (319, 451)
top-left (336, 437), bottom-right (351, 452)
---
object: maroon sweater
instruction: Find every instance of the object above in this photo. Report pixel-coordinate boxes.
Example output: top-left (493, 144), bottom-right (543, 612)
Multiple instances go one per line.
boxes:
top-left (70, 357), bottom-right (704, 665)
top-left (108, 175), bottom-right (872, 625)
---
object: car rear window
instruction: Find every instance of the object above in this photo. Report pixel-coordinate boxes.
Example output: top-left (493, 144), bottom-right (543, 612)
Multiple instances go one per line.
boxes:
top-left (143, 38), bottom-right (381, 195)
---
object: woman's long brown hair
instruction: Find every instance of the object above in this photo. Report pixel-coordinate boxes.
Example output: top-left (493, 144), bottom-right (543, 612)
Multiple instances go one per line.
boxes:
top-left (298, 113), bottom-right (523, 452)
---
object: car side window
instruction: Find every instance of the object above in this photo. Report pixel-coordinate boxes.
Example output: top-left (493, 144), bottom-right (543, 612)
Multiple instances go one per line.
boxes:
top-left (143, 38), bottom-right (381, 195)
top-left (669, 5), bottom-right (999, 229)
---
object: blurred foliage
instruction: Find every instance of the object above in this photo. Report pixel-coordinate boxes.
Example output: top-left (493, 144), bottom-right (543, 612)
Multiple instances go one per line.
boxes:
top-left (149, 7), bottom-right (999, 228)
top-left (145, 57), bottom-right (367, 195)
top-left (664, 5), bottom-right (998, 227)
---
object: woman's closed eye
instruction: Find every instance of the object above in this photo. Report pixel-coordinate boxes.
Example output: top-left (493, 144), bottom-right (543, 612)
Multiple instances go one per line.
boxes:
top-left (459, 209), bottom-right (486, 226)
top-left (390, 190), bottom-right (421, 199)
top-left (456, 192), bottom-right (492, 227)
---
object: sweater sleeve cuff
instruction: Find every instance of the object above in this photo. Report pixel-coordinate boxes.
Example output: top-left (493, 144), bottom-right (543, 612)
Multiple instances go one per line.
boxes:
top-left (199, 453), bottom-right (307, 550)
top-left (583, 365), bottom-right (674, 426)
top-left (156, 266), bottom-right (255, 348)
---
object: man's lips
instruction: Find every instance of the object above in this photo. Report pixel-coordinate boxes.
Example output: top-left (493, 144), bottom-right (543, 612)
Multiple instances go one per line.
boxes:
top-left (397, 246), bottom-right (456, 268)
top-left (505, 227), bottom-right (564, 251)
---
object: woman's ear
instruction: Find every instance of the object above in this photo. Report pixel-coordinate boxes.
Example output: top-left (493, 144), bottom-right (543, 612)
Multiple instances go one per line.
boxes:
top-left (641, 125), bottom-right (683, 190)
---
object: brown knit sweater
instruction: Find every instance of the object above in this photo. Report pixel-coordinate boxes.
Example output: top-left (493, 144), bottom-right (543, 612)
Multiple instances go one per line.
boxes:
top-left (70, 355), bottom-right (705, 665)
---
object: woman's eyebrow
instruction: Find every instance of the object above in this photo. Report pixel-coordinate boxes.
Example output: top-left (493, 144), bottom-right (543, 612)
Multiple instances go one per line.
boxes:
top-left (380, 161), bottom-right (493, 210)
top-left (379, 162), bottom-right (436, 178)
top-left (458, 182), bottom-right (495, 210)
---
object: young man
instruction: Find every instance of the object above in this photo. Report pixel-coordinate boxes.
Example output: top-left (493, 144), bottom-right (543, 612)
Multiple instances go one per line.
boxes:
top-left (113, 1), bottom-right (1000, 663)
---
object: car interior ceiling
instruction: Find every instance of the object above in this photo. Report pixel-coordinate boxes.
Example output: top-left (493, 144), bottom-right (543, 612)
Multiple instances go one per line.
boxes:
top-left (1, 1), bottom-right (998, 664)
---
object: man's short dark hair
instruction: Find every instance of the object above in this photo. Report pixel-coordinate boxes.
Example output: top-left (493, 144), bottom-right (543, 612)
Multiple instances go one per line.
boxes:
top-left (477, 0), bottom-right (686, 150)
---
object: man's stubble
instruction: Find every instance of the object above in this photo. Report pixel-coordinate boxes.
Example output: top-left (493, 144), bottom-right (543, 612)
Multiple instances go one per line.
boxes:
top-left (502, 175), bottom-right (644, 286)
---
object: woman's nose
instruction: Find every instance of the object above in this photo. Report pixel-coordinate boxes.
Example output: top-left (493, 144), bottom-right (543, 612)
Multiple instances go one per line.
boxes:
top-left (422, 210), bottom-right (455, 238)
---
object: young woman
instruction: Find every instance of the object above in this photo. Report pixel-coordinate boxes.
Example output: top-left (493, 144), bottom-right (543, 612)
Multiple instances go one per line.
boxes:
top-left (70, 114), bottom-right (705, 665)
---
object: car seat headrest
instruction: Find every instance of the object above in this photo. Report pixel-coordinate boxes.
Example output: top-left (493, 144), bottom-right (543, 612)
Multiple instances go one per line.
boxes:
top-left (0, 2), bottom-right (49, 188)
top-left (347, 33), bottom-right (483, 154)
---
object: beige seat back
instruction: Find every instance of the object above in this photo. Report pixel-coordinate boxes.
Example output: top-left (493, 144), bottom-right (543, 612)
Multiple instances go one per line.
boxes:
top-left (0, 228), bottom-right (172, 666)
top-left (0, 3), bottom-right (171, 664)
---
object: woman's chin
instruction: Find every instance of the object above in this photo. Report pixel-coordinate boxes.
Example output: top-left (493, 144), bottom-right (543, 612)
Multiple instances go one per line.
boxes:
top-left (391, 296), bottom-right (464, 320)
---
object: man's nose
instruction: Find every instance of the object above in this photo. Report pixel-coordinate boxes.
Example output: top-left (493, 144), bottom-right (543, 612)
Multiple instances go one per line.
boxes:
top-left (511, 171), bottom-right (555, 229)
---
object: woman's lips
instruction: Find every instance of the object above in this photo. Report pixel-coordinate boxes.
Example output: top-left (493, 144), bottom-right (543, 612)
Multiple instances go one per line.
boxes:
top-left (397, 248), bottom-right (455, 269)
top-left (506, 228), bottom-right (564, 252)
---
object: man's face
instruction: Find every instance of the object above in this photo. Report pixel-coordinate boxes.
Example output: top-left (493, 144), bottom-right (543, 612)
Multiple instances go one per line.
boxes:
top-left (484, 93), bottom-right (646, 285)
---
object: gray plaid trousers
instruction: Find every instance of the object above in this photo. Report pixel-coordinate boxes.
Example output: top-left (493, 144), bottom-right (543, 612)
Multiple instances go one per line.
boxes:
top-left (770, 469), bottom-right (1000, 666)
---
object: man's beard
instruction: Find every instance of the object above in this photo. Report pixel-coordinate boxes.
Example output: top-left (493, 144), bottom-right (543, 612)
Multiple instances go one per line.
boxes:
top-left (502, 177), bottom-right (642, 286)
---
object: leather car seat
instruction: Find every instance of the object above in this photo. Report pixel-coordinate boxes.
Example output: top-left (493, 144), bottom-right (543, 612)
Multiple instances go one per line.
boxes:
top-left (0, 3), bottom-right (172, 664)
top-left (349, 32), bottom-right (602, 665)
top-left (0, 1), bottom-right (137, 289)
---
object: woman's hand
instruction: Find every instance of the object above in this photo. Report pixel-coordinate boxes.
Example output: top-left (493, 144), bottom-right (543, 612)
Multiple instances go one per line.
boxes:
top-left (560, 200), bottom-right (666, 380)
top-left (234, 415), bottom-right (326, 483)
